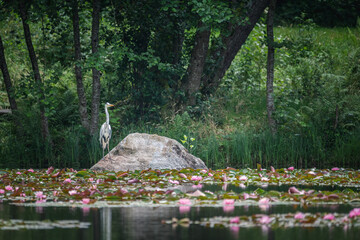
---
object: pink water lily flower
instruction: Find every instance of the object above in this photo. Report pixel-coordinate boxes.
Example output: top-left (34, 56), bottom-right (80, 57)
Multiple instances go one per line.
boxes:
top-left (288, 186), bottom-right (306, 195)
top-left (243, 193), bottom-right (250, 200)
top-left (179, 173), bottom-right (187, 178)
top-left (294, 212), bottom-right (305, 219)
top-left (68, 190), bottom-right (77, 195)
top-left (82, 198), bottom-right (91, 204)
top-left (342, 216), bottom-right (349, 223)
top-left (178, 198), bottom-right (192, 205)
top-left (27, 168), bottom-right (34, 173)
top-left (287, 166), bottom-right (294, 171)
top-left (5, 185), bottom-right (13, 191)
top-left (223, 199), bottom-right (235, 205)
top-left (63, 178), bottom-right (72, 183)
top-left (239, 175), bottom-right (248, 181)
top-left (119, 188), bottom-right (128, 194)
top-left (229, 217), bottom-right (240, 224)
top-left (16, 172), bottom-right (22, 175)
top-left (127, 178), bottom-right (139, 184)
top-left (331, 167), bottom-right (340, 171)
top-left (307, 171), bottom-right (316, 175)
top-left (35, 191), bottom-right (46, 199)
top-left (0, 189), bottom-right (5, 194)
top-left (270, 166), bottom-right (275, 172)
top-left (208, 172), bottom-right (213, 177)
top-left (191, 176), bottom-right (202, 181)
top-left (258, 198), bottom-right (270, 205)
top-left (46, 166), bottom-right (54, 174)
top-left (200, 169), bottom-right (207, 173)
top-left (323, 213), bottom-right (335, 220)
top-left (239, 183), bottom-right (246, 189)
top-left (258, 215), bottom-right (272, 224)
top-left (261, 177), bottom-right (270, 181)
top-left (222, 174), bottom-right (228, 182)
top-left (349, 208), bottom-right (360, 218)
top-left (192, 184), bottom-right (203, 189)
top-left (169, 180), bottom-right (180, 185)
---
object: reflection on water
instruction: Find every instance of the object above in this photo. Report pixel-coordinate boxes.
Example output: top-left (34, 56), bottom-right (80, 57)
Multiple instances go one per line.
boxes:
top-left (101, 208), bottom-right (111, 240)
top-left (1, 201), bottom-right (360, 240)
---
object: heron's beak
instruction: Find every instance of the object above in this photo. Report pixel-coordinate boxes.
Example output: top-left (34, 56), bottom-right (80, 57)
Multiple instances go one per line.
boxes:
top-left (109, 104), bottom-right (114, 107)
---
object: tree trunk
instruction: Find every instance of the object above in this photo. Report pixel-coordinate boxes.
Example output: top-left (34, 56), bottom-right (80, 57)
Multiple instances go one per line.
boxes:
top-left (19, 0), bottom-right (51, 142)
top-left (182, 21), bottom-right (210, 106)
top-left (89, 0), bottom-right (101, 135)
top-left (266, 0), bottom-right (277, 134)
top-left (72, 0), bottom-right (90, 132)
top-left (0, 34), bottom-right (18, 111)
top-left (202, 0), bottom-right (269, 94)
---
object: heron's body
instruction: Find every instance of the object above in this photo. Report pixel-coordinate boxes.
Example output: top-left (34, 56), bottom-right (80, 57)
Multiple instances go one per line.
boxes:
top-left (99, 103), bottom-right (114, 158)
top-left (99, 122), bottom-right (112, 154)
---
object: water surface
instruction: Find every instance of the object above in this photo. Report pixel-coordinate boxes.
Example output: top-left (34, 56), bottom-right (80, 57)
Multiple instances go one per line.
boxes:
top-left (1, 201), bottom-right (359, 240)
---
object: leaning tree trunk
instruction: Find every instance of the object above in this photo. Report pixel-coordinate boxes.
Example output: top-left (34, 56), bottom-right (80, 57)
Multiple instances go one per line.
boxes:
top-left (0, 34), bottom-right (18, 112)
top-left (266, 0), bottom-right (277, 134)
top-left (202, 0), bottom-right (269, 94)
top-left (72, 0), bottom-right (90, 132)
top-left (182, 21), bottom-right (210, 106)
top-left (89, 0), bottom-right (101, 135)
top-left (19, 0), bottom-right (51, 142)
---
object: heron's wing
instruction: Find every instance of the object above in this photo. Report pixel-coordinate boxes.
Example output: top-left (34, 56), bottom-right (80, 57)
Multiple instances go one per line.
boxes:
top-left (109, 125), bottom-right (112, 140)
top-left (99, 123), bottom-right (106, 143)
top-left (99, 123), bottom-right (112, 149)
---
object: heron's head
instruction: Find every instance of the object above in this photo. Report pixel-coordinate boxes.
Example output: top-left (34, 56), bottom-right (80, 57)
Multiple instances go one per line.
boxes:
top-left (105, 102), bottom-right (114, 108)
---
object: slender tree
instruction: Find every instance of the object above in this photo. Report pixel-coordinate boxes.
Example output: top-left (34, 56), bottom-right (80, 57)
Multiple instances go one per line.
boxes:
top-left (89, 0), bottom-right (101, 135)
top-left (0, 34), bottom-right (18, 112)
top-left (18, 0), bottom-right (51, 141)
top-left (266, 0), bottom-right (277, 134)
top-left (183, 21), bottom-right (210, 106)
top-left (72, 0), bottom-right (90, 132)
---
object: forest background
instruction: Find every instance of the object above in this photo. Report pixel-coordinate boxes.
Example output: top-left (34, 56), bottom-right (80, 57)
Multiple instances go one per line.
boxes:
top-left (0, 0), bottom-right (359, 170)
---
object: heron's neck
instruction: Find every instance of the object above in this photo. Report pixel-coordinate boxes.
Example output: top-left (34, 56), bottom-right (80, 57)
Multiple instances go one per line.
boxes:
top-left (105, 106), bottom-right (110, 125)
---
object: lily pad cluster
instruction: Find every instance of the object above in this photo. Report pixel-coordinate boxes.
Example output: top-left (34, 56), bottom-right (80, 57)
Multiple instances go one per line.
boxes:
top-left (166, 210), bottom-right (360, 229)
top-left (0, 167), bottom-right (359, 206)
top-left (0, 219), bottom-right (91, 230)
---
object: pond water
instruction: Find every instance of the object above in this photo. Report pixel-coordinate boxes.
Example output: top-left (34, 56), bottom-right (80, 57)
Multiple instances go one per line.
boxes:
top-left (1, 184), bottom-right (360, 240)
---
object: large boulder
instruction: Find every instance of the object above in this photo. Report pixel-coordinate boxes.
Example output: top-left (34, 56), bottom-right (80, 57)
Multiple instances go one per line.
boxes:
top-left (90, 133), bottom-right (207, 171)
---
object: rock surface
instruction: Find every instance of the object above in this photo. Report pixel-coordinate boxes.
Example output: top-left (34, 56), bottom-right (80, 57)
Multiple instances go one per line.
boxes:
top-left (90, 133), bottom-right (207, 171)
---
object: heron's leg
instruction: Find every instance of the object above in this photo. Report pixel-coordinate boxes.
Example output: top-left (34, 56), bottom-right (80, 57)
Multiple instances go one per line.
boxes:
top-left (102, 148), bottom-right (104, 159)
top-left (108, 144), bottom-right (111, 160)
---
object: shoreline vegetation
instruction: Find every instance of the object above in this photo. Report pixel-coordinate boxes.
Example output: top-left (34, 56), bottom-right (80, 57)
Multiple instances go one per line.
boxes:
top-left (1, 4), bottom-right (359, 170)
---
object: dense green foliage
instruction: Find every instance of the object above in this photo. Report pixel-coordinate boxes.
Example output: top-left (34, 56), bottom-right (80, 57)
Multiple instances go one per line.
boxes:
top-left (0, 1), bottom-right (359, 169)
top-left (275, 0), bottom-right (360, 27)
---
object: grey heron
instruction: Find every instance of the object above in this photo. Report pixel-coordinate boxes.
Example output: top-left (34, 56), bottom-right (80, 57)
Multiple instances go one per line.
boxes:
top-left (99, 102), bottom-right (114, 159)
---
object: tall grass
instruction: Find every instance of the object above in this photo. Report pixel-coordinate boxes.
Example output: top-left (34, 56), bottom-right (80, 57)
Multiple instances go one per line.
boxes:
top-left (1, 110), bottom-right (359, 169)
top-left (192, 127), bottom-right (358, 170)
